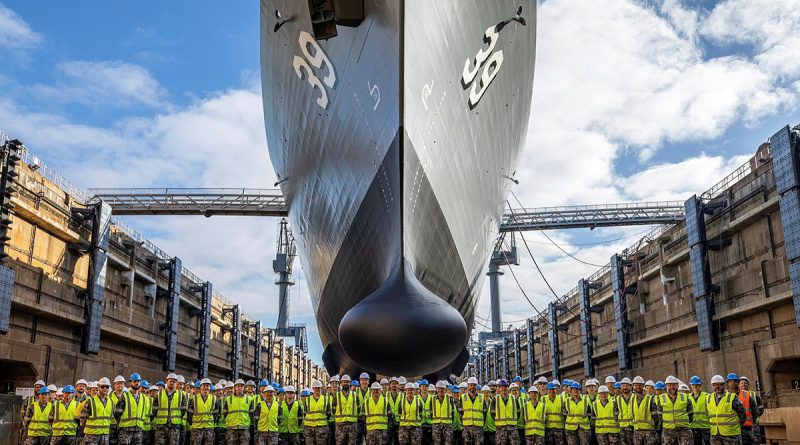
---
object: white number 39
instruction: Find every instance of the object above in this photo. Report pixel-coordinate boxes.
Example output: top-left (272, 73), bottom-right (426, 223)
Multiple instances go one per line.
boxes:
top-left (293, 31), bottom-right (337, 109)
top-left (462, 26), bottom-right (504, 109)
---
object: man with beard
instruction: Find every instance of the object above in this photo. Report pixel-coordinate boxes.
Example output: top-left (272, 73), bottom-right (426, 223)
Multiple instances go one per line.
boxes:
top-left (117, 373), bottom-right (146, 445)
top-left (659, 376), bottom-right (692, 445)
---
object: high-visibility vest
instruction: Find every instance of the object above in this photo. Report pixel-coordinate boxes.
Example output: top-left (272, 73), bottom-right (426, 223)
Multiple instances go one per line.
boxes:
top-left (280, 401), bottom-right (303, 434)
top-left (52, 400), bottom-right (78, 437)
top-left (110, 392), bottom-right (124, 426)
top-left (225, 395), bottom-right (252, 428)
top-left (483, 409), bottom-right (495, 432)
top-left (522, 400), bottom-right (545, 437)
top-left (431, 396), bottom-right (453, 425)
top-left (689, 392), bottom-right (709, 429)
top-left (565, 396), bottom-right (590, 431)
top-left (85, 396), bottom-right (114, 436)
top-left (191, 395), bottom-right (216, 429)
top-left (633, 395), bottom-right (655, 431)
top-left (544, 395), bottom-right (564, 429)
top-left (326, 394), bottom-right (335, 422)
top-left (388, 393), bottom-right (403, 422)
top-left (516, 394), bottom-right (528, 429)
top-left (660, 394), bottom-right (690, 429)
top-left (217, 397), bottom-right (227, 428)
top-left (28, 402), bottom-right (52, 437)
top-left (615, 395), bottom-right (634, 428)
top-left (492, 395), bottom-right (517, 427)
top-left (460, 394), bottom-right (484, 427)
top-left (257, 400), bottom-right (280, 432)
top-left (154, 391), bottom-right (183, 427)
top-left (119, 392), bottom-right (145, 429)
top-left (738, 391), bottom-right (754, 427)
top-left (420, 395), bottom-right (432, 426)
top-left (335, 392), bottom-right (358, 423)
top-left (452, 406), bottom-right (462, 431)
top-left (365, 396), bottom-right (389, 431)
top-left (594, 399), bottom-right (619, 434)
top-left (707, 393), bottom-right (740, 437)
top-left (140, 395), bottom-right (153, 432)
top-left (304, 395), bottom-right (329, 427)
top-left (399, 397), bottom-right (421, 427)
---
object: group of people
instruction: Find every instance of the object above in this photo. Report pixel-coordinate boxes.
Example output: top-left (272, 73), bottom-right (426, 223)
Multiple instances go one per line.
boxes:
top-left (19, 371), bottom-right (761, 445)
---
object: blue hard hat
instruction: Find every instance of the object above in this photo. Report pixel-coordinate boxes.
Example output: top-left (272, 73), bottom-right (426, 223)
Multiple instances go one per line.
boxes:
top-left (209, 384), bottom-right (215, 391)
top-left (129, 373), bottom-right (142, 381)
top-left (562, 379), bottom-right (572, 386)
top-left (655, 381), bottom-right (666, 390)
top-left (259, 379), bottom-right (268, 387)
top-left (497, 379), bottom-right (509, 386)
top-left (38, 387), bottom-right (50, 395)
top-left (570, 382), bottom-right (581, 390)
top-left (613, 382), bottom-right (621, 389)
top-left (689, 376), bottom-right (702, 385)
top-left (520, 387), bottom-right (527, 393)
top-left (726, 373), bottom-right (738, 381)
top-left (546, 382), bottom-right (557, 390)
top-left (195, 381), bottom-right (201, 389)
top-left (156, 381), bottom-right (165, 387)
top-left (350, 381), bottom-right (358, 387)
top-left (513, 376), bottom-right (522, 382)
top-left (63, 385), bottom-right (75, 393)
top-left (419, 379), bottom-right (429, 385)
top-left (140, 380), bottom-right (149, 389)
top-left (301, 389), bottom-right (311, 396)
top-left (277, 388), bottom-right (285, 394)
top-left (271, 381), bottom-right (281, 388)
top-left (452, 387), bottom-right (460, 393)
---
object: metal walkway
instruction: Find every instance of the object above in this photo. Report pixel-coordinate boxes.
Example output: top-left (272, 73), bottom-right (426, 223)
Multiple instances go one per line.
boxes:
top-left (88, 188), bottom-right (288, 217)
top-left (500, 201), bottom-right (685, 232)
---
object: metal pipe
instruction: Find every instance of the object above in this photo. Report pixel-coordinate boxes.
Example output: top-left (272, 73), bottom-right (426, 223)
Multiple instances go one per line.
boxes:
top-left (487, 263), bottom-right (503, 332)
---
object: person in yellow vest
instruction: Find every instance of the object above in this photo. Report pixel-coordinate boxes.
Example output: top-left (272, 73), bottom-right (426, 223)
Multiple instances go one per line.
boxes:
top-left (616, 378), bottom-right (637, 445)
top-left (489, 380), bottom-right (519, 445)
top-left (418, 380), bottom-right (432, 445)
top-left (458, 378), bottom-right (484, 445)
top-left (660, 376), bottom-right (693, 445)
top-left (305, 380), bottom-right (332, 445)
top-left (154, 373), bottom-right (188, 445)
top-left (593, 386), bottom-right (618, 445)
top-left (737, 377), bottom-right (762, 445)
top-left (521, 386), bottom-right (545, 445)
top-left (110, 375), bottom-right (128, 445)
top-left (686, 376), bottom-right (709, 445)
top-left (543, 382), bottom-right (565, 445)
top-left (281, 385), bottom-right (305, 445)
top-left (222, 379), bottom-right (254, 445)
top-left (508, 384), bottom-right (525, 445)
top-left (21, 379), bottom-right (47, 444)
top-left (398, 383), bottom-right (422, 445)
top-left (254, 385), bottom-right (283, 445)
top-left (387, 377), bottom-right (403, 445)
top-left (141, 381), bottom-right (155, 445)
top-left (357, 374), bottom-right (371, 445)
top-left (50, 384), bottom-right (78, 445)
top-left (333, 375), bottom-right (359, 445)
top-left (632, 378), bottom-right (659, 445)
top-left (115, 373), bottom-right (146, 445)
top-left (80, 377), bottom-right (115, 445)
top-left (564, 382), bottom-right (592, 445)
top-left (430, 380), bottom-right (456, 445)
top-left (24, 386), bottom-right (52, 445)
top-left (365, 382), bottom-right (392, 445)
top-left (187, 378), bottom-right (217, 445)
top-left (706, 375), bottom-right (745, 445)
top-left (328, 377), bottom-right (340, 445)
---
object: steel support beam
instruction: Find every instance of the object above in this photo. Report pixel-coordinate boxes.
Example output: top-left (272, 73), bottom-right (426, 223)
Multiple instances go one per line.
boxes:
top-left (502, 201), bottom-right (685, 232)
top-left (526, 319), bottom-right (535, 377)
top-left (549, 302), bottom-right (560, 380)
top-left (191, 281), bottom-right (212, 378)
top-left (254, 321), bottom-right (262, 380)
top-left (611, 254), bottom-right (633, 370)
top-left (82, 201), bottom-right (112, 355)
top-left (160, 257), bottom-right (181, 371)
top-left (771, 125), bottom-right (800, 327)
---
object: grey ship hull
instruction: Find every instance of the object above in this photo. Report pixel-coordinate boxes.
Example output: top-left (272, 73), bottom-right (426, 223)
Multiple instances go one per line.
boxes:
top-left (260, 0), bottom-right (536, 377)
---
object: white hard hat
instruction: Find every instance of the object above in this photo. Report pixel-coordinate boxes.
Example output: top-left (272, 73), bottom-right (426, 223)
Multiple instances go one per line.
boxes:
top-left (620, 377), bottom-right (632, 385)
top-left (285, 385), bottom-right (296, 392)
top-left (47, 384), bottom-right (57, 391)
top-left (413, 382), bottom-right (420, 389)
top-left (218, 380), bottom-right (226, 387)
top-left (389, 377), bottom-right (398, 382)
top-left (551, 380), bottom-right (560, 386)
top-left (598, 385), bottom-right (609, 393)
top-left (330, 375), bottom-right (340, 383)
top-left (509, 383), bottom-right (519, 389)
top-left (481, 386), bottom-right (491, 392)
top-left (234, 379), bottom-right (245, 386)
top-left (632, 376), bottom-right (645, 385)
top-left (360, 373), bottom-right (370, 379)
top-left (166, 373), bottom-right (178, 381)
top-left (605, 376), bottom-right (616, 384)
top-left (398, 376), bottom-right (407, 385)
top-left (225, 381), bottom-right (234, 389)
top-left (537, 376), bottom-right (548, 384)
top-left (665, 375), bottom-right (679, 384)
top-left (459, 382), bottom-right (468, 388)
top-left (88, 381), bottom-right (98, 389)
top-left (34, 380), bottom-right (46, 386)
top-left (711, 375), bottom-right (725, 384)
top-left (370, 382), bottom-right (381, 390)
top-left (114, 375), bottom-right (126, 383)
top-left (586, 379), bottom-right (597, 387)
top-left (740, 376), bottom-right (750, 382)
top-left (528, 386), bottom-right (538, 393)
top-left (380, 378), bottom-right (389, 385)
top-left (340, 374), bottom-right (351, 382)
top-left (488, 380), bottom-right (497, 386)
top-left (246, 380), bottom-right (256, 387)
top-left (678, 383), bottom-right (689, 391)
top-left (76, 379), bottom-right (88, 386)
top-left (436, 380), bottom-right (447, 389)
top-left (467, 377), bottom-right (479, 385)
top-left (428, 385), bottom-right (436, 392)
top-left (98, 377), bottom-right (111, 386)
top-left (404, 382), bottom-right (415, 390)
top-left (56, 388), bottom-right (63, 395)
top-left (645, 380), bottom-right (655, 387)
top-left (264, 385), bottom-right (275, 392)
top-left (176, 375), bottom-right (185, 384)
top-left (200, 378), bottom-right (212, 385)
top-left (312, 380), bottom-right (323, 388)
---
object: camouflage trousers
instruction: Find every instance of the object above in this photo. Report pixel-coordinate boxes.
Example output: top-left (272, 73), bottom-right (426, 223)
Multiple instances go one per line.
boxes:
top-left (632, 431), bottom-right (658, 445)
top-left (256, 432), bottom-right (280, 445)
top-left (111, 426), bottom-right (119, 445)
top-left (398, 427), bottom-right (421, 445)
top-left (82, 436), bottom-right (110, 445)
top-left (155, 428), bottom-right (181, 445)
top-left (25, 438), bottom-right (52, 445)
top-left (690, 430), bottom-right (709, 445)
top-left (564, 430), bottom-right (590, 445)
top-left (709, 436), bottom-right (741, 445)
top-left (739, 427), bottom-right (754, 445)
top-left (618, 428), bottom-right (633, 445)
top-left (189, 428), bottom-right (214, 445)
top-left (431, 424), bottom-right (453, 445)
top-left (461, 427), bottom-right (483, 445)
top-left (119, 428), bottom-right (143, 445)
top-left (305, 426), bottom-right (330, 445)
top-left (281, 433), bottom-right (304, 445)
top-left (495, 427), bottom-right (520, 445)
top-left (226, 429), bottom-right (251, 445)
top-left (366, 430), bottom-right (388, 445)
top-left (596, 434), bottom-right (618, 445)
top-left (544, 429), bottom-right (565, 445)
top-left (524, 435), bottom-right (544, 445)
top-left (661, 429), bottom-right (691, 445)
top-left (336, 423), bottom-right (357, 445)
top-left (50, 437), bottom-right (78, 445)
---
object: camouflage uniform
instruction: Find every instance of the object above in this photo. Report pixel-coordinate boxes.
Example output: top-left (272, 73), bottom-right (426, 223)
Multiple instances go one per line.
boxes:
top-left (495, 427), bottom-right (520, 445)
top-left (366, 430), bottom-right (388, 445)
top-left (118, 429), bottom-right (143, 445)
top-left (82, 436), bottom-right (110, 445)
top-left (335, 423), bottom-right (357, 445)
top-left (739, 428), bottom-right (754, 445)
top-left (709, 438), bottom-right (741, 445)
top-left (155, 428), bottom-right (181, 445)
top-left (227, 429), bottom-right (251, 445)
top-left (398, 426), bottom-right (421, 445)
top-left (51, 437), bottom-right (78, 445)
top-left (256, 432), bottom-right (280, 445)
top-left (595, 434), bottom-right (616, 445)
top-left (190, 429), bottom-right (215, 445)
top-left (545, 429), bottom-right (565, 445)
top-left (431, 424), bottom-right (453, 445)
top-left (305, 425), bottom-right (329, 445)
top-left (662, 429), bottom-right (691, 445)
top-left (632, 431), bottom-right (658, 445)
top-left (619, 429), bottom-right (633, 445)
top-left (563, 430), bottom-right (590, 445)
top-left (461, 427), bottom-right (482, 445)
top-left (524, 436), bottom-right (544, 445)
top-left (26, 438), bottom-right (51, 445)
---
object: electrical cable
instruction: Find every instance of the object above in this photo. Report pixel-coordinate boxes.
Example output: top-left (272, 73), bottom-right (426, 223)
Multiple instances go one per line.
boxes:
top-left (536, 231), bottom-right (606, 267)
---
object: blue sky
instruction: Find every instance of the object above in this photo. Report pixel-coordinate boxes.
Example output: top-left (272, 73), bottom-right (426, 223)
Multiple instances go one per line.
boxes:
top-left (1, 0), bottom-right (799, 368)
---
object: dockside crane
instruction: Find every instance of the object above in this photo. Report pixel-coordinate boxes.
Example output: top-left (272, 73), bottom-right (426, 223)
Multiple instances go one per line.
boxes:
top-left (273, 218), bottom-right (308, 352)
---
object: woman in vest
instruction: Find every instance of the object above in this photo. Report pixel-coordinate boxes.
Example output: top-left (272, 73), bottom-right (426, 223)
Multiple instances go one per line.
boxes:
top-left (25, 387), bottom-right (52, 445)
top-left (593, 386), bottom-right (618, 445)
top-left (398, 383), bottom-right (422, 445)
top-left (480, 386), bottom-right (495, 445)
top-left (280, 386), bottom-right (305, 445)
top-left (51, 385), bottom-right (78, 445)
top-left (365, 383), bottom-right (392, 445)
top-left (521, 387), bottom-right (545, 445)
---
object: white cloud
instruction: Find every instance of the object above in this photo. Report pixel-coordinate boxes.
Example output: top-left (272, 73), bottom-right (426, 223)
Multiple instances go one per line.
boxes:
top-left (30, 60), bottom-right (169, 109)
top-left (0, 4), bottom-right (42, 50)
